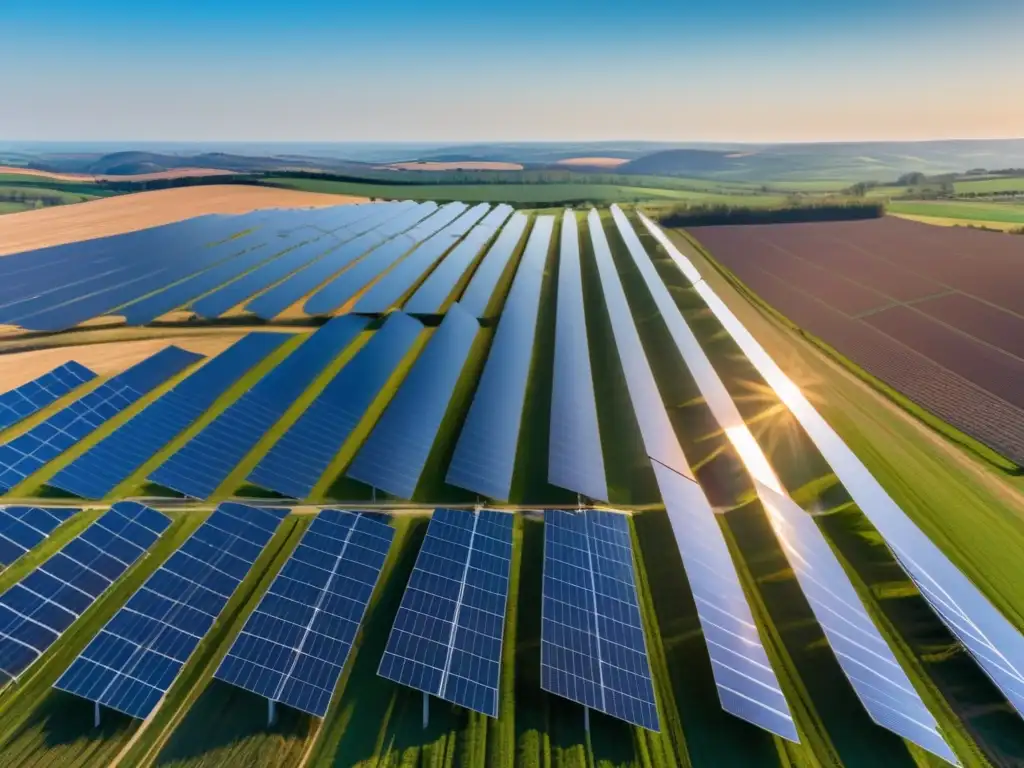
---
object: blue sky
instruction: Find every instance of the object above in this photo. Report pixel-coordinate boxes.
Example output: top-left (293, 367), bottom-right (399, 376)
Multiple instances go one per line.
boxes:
top-left (2, 0), bottom-right (1022, 142)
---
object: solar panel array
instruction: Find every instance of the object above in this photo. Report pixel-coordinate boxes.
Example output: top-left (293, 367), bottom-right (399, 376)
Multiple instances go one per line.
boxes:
top-left (379, 509), bottom-right (513, 717)
top-left (243, 202), bottom-right (420, 320)
top-left (541, 509), bottom-right (659, 731)
top-left (353, 204), bottom-right (493, 314)
top-left (248, 313), bottom-right (424, 499)
top-left (0, 506), bottom-right (78, 567)
top-left (149, 317), bottom-right (368, 499)
top-left (0, 362), bottom-right (97, 432)
top-left (588, 209), bottom-right (691, 479)
top-left (216, 509), bottom-right (394, 717)
top-left (458, 212), bottom-right (530, 318)
top-left (403, 205), bottom-right (514, 315)
top-left (549, 211), bottom-right (608, 502)
top-left (346, 304), bottom-right (480, 499)
top-left (0, 346), bottom-right (203, 492)
top-left (445, 217), bottom-right (553, 501)
top-left (49, 333), bottom-right (290, 499)
top-left (0, 502), bottom-right (170, 682)
top-left (609, 207), bottom-right (803, 739)
top-left (54, 503), bottom-right (288, 719)
top-left (640, 210), bottom-right (1024, 742)
top-left (305, 203), bottom-right (466, 316)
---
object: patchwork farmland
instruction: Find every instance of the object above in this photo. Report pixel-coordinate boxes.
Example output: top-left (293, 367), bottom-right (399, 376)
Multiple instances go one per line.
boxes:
top-left (688, 216), bottom-right (1024, 466)
top-left (0, 200), bottom-right (1021, 767)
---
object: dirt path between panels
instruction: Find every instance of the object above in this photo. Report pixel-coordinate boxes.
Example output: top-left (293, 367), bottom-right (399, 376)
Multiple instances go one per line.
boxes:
top-left (0, 184), bottom-right (368, 255)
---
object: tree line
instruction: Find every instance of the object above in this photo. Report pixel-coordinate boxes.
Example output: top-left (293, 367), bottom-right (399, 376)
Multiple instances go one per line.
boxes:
top-left (656, 202), bottom-right (884, 227)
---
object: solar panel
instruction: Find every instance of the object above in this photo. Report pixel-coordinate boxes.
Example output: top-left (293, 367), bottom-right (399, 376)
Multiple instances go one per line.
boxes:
top-left (640, 210), bottom-right (1024, 742)
top-left (352, 203), bottom-right (493, 314)
top-left (0, 502), bottom-right (170, 682)
top-left (402, 205), bottom-right (514, 314)
top-left (378, 508), bottom-right (513, 717)
top-left (549, 211), bottom-right (608, 501)
top-left (458, 213), bottom-right (530, 319)
top-left (54, 503), bottom-right (289, 720)
top-left (588, 209), bottom-right (690, 479)
top-left (248, 313), bottom-right (424, 499)
top-left (0, 362), bottom-right (97, 432)
top-left (0, 346), bottom-right (204, 492)
top-left (0, 506), bottom-right (78, 567)
top-left (149, 317), bottom-right (368, 499)
top-left (304, 203), bottom-right (467, 316)
top-left (541, 509), bottom-right (659, 731)
top-left (243, 202), bottom-right (422, 320)
top-left (445, 217), bottom-right (554, 501)
top-left (49, 333), bottom-right (290, 499)
top-left (215, 509), bottom-right (394, 717)
top-left (346, 304), bottom-right (480, 499)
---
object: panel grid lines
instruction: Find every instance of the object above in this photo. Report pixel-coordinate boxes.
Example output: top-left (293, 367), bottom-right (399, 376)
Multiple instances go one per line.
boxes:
top-left (0, 502), bottom-right (170, 683)
top-left (53, 503), bottom-right (287, 720)
top-left (0, 362), bottom-right (97, 432)
top-left (378, 508), bottom-right (513, 717)
top-left (215, 509), bottom-right (394, 717)
top-left (0, 506), bottom-right (79, 567)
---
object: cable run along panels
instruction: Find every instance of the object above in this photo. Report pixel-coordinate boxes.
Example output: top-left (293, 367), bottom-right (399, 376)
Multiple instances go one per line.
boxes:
top-left (148, 317), bottom-right (368, 499)
top-left (216, 509), bottom-right (394, 718)
top-left (589, 208), bottom-right (798, 740)
top-left (615, 207), bottom-right (956, 757)
top-left (248, 313), bottom-right (425, 499)
top-left (640, 210), bottom-right (1024, 729)
top-left (0, 502), bottom-right (170, 683)
top-left (378, 508), bottom-right (514, 717)
top-left (445, 216), bottom-right (554, 501)
top-left (49, 333), bottom-right (290, 500)
top-left (54, 503), bottom-right (289, 720)
top-left (346, 303), bottom-right (480, 499)
top-left (548, 211), bottom-right (608, 502)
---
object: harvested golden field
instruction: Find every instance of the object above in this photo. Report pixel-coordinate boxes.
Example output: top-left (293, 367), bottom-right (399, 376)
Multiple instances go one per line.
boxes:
top-left (0, 165), bottom-right (239, 182)
top-left (554, 156), bottom-right (630, 167)
top-left (0, 334), bottom-right (245, 389)
top-left (0, 184), bottom-right (368, 255)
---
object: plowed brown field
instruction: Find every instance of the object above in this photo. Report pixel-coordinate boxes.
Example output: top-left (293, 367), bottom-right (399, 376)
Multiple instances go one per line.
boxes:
top-left (690, 216), bottom-right (1024, 465)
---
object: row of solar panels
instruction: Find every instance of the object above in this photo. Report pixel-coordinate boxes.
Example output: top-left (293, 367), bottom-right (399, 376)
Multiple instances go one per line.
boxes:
top-left (1, 200), bottom-right (529, 332)
top-left (3, 207), bottom-right (1022, 764)
top-left (0, 502), bottom-right (656, 732)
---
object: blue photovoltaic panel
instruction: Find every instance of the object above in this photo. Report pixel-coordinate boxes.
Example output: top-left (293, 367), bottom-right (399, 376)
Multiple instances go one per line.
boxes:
top-left (0, 362), bottom-right (97, 432)
top-left (49, 333), bottom-right (290, 500)
top-left (54, 503), bottom-right (288, 720)
top-left (304, 203), bottom-right (466, 316)
top-left (588, 209), bottom-right (690, 478)
top-left (244, 202), bottom-right (421, 320)
top-left (653, 466), bottom-right (799, 741)
top-left (0, 502), bottom-right (170, 682)
top-left (192, 235), bottom-right (344, 319)
top-left (248, 313), bottom-right (424, 499)
top-left (541, 509), bottom-right (660, 731)
top-left (0, 346), bottom-right (203, 492)
top-left (215, 509), bottom-right (394, 717)
top-left (642, 212), bottom-right (1009, 756)
top-left (378, 508), bottom-right (513, 717)
top-left (445, 217), bottom-right (553, 501)
top-left (0, 506), bottom-right (78, 567)
top-left (149, 317), bottom-right (368, 499)
top-left (402, 205), bottom-right (514, 314)
top-left (350, 203), bottom-right (491, 314)
top-left (458, 213), bottom-right (529, 318)
top-left (756, 483), bottom-right (957, 763)
top-left (347, 304), bottom-right (479, 499)
top-left (549, 211), bottom-right (608, 501)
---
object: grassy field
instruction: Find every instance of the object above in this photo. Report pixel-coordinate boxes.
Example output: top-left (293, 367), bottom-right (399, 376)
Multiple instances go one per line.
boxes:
top-left (953, 176), bottom-right (1024, 195)
top-left (888, 200), bottom-right (1024, 226)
